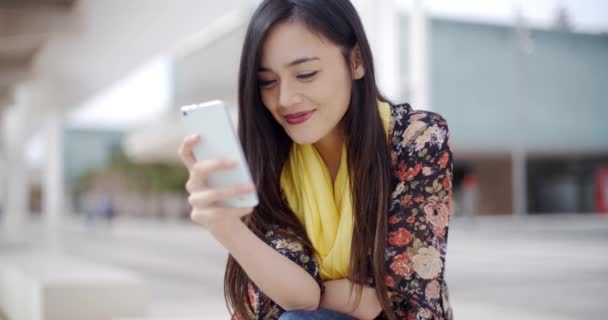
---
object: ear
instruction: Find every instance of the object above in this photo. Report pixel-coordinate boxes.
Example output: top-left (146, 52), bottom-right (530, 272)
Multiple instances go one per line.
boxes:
top-left (350, 43), bottom-right (366, 80)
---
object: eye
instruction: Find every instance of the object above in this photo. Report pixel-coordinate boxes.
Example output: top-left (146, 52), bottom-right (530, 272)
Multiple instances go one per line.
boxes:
top-left (259, 79), bottom-right (277, 87)
top-left (297, 71), bottom-right (318, 79)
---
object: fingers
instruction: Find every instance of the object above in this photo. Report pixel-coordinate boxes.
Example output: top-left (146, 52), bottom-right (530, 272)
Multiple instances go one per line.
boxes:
top-left (188, 183), bottom-right (256, 208)
top-left (190, 206), bottom-right (254, 228)
top-left (185, 160), bottom-right (238, 193)
top-left (179, 134), bottom-right (256, 230)
top-left (178, 134), bottom-right (201, 170)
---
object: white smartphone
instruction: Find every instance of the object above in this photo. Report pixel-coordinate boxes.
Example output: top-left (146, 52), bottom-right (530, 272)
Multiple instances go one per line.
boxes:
top-left (180, 100), bottom-right (258, 208)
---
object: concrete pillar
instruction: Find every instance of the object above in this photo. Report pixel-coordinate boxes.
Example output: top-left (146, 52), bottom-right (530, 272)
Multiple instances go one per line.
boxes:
top-left (409, 0), bottom-right (431, 110)
top-left (512, 147), bottom-right (527, 215)
top-left (1, 87), bottom-right (32, 240)
top-left (0, 122), bottom-right (5, 221)
top-left (43, 109), bottom-right (66, 229)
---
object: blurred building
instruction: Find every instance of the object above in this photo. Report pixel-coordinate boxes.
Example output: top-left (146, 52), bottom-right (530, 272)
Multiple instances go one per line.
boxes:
top-left (0, 0), bottom-right (257, 234)
top-left (125, 11), bottom-right (608, 216)
top-left (2, 1), bottom-right (607, 235)
top-left (415, 18), bottom-right (608, 215)
top-left (64, 128), bottom-right (124, 192)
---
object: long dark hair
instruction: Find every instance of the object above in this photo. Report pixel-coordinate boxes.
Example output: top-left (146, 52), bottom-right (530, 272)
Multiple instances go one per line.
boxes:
top-left (226, 0), bottom-right (394, 318)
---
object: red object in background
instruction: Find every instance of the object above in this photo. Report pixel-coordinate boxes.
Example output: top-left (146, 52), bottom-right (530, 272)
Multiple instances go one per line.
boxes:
top-left (462, 174), bottom-right (478, 190)
top-left (595, 167), bottom-right (608, 214)
top-left (460, 173), bottom-right (480, 216)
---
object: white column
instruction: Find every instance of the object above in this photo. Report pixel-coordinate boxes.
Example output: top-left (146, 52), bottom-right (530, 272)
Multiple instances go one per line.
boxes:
top-left (376, 0), bottom-right (401, 101)
top-left (353, 0), bottom-right (378, 62)
top-left (1, 87), bottom-right (31, 240)
top-left (511, 9), bottom-right (531, 217)
top-left (43, 109), bottom-right (66, 229)
top-left (409, 0), bottom-right (431, 110)
top-left (353, 0), bottom-right (401, 101)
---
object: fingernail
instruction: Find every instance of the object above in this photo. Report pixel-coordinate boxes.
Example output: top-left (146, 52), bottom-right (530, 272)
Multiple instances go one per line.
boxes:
top-left (190, 134), bottom-right (200, 140)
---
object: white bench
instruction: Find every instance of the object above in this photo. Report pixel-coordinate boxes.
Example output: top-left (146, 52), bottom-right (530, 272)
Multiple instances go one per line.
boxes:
top-left (0, 252), bottom-right (146, 320)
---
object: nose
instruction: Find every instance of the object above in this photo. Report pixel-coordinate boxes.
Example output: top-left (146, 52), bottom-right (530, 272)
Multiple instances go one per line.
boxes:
top-left (278, 80), bottom-right (302, 109)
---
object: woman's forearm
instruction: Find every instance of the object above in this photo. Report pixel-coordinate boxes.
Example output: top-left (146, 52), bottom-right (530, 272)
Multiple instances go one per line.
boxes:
top-left (320, 279), bottom-right (383, 320)
top-left (208, 218), bottom-right (320, 311)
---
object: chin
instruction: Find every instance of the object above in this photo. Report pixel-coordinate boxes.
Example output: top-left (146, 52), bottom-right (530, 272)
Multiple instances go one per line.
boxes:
top-left (285, 131), bottom-right (321, 145)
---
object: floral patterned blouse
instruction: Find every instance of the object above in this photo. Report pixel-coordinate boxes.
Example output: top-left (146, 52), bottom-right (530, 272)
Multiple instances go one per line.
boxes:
top-left (239, 103), bottom-right (454, 320)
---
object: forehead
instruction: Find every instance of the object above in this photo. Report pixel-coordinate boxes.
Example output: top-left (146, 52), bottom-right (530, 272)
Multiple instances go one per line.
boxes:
top-left (259, 21), bottom-right (340, 67)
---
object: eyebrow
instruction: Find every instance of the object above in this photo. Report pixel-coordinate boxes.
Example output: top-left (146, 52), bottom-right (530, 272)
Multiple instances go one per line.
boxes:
top-left (258, 56), bottom-right (320, 72)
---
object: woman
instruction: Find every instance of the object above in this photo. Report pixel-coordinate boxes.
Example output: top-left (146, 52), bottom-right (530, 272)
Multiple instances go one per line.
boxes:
top-left (178, 0), bottom-right (454, 319)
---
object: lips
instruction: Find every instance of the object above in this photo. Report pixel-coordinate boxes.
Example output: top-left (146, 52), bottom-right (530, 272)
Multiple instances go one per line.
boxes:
top-left (284, 110), bottom-right (315, 125)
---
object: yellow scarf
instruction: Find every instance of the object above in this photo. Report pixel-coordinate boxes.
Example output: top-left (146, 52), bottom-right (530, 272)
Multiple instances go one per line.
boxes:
top-left (280, 101), bottom-right (391, 281)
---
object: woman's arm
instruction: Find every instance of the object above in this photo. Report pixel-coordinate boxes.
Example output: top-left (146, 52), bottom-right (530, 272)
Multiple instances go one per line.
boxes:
top-left (209, 218), bottom-right (321, 311)
top-left (384, 111), bottom-right (453, 316)
top-left (178, 136), bottom-right (321, 312)
top-left (320, 279), bottom-right (382, 320)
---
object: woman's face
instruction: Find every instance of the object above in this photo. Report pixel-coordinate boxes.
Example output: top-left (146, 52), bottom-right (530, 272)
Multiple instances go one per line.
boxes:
top-left (258, 21), bottom-right (363, 145)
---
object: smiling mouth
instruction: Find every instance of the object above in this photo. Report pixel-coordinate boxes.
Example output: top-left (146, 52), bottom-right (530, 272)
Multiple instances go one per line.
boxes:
top-left (284, 110), bottom-right (315, 125)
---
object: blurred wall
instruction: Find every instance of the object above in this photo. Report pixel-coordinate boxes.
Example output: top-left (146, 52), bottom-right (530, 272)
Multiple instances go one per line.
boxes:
top-left (400, 17), bottom-right (608, 153)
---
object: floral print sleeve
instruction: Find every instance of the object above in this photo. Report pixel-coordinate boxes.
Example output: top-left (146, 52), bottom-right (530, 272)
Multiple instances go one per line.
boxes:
top-left (239, 226), bottom-right (322, 320)
top-left (378, 104), bottom-right (454, 320)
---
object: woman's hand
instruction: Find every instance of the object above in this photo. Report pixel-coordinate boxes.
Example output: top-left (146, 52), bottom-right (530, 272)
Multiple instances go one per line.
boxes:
top-left (178, 134), bottom-right (256, 232)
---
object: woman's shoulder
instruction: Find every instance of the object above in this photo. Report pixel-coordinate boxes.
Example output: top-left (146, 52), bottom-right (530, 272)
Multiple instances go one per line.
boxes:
top-left (390, 102), bottom-right (450, 149)
top-left (390, 102), bottom-right (450, 133)
top-left (388, 102), bottom-right (452, 166)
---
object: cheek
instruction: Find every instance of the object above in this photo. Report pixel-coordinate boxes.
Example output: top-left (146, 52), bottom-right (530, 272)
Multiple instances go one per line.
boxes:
top-left (259, 88), bottom-right (273, 108)
top-left (260, 90), bottom-right (281, 120)
top-left (260, 88), bottom-right (272, 106)
top-left (315, 71), bottom-right (352, 112)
